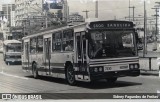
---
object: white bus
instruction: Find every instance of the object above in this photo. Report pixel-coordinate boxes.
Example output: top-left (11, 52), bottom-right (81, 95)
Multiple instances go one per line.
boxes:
top-left (22, 20), bottom-right (140, 85)
top-left (3, 40), bottom-right (22, 65)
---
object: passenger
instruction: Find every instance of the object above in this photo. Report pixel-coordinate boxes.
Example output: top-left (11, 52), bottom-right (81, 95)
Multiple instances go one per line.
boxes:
top-left (65, 41), bottom-right (73, 51)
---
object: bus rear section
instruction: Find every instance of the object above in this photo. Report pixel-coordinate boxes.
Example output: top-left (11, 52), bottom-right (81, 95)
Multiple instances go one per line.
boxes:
top-left (3, 40), bottom-right (22, 65)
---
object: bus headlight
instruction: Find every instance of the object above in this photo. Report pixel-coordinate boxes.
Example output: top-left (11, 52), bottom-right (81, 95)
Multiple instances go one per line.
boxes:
top-left (134, 64), bottom-right (138, 69)
top-left (94, 68), bottom-right (98, 72)
top-left (129, 64), bottom-right (139, 69)
top-left (130, 65), bottom-right (134, 69)
top-left (99, 67), bottom-right (103, 72)
top-left (90, 67), bottom-right (104, 73)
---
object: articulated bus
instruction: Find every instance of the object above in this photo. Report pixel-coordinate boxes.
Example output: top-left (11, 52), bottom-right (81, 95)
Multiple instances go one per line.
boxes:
top-left (22, 20), bottom-right (140, 85)
top-left (3, 40), bottom-right (22, 65)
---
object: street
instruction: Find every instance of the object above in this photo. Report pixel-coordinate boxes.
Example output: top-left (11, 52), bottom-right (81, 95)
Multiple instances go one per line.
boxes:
top-left (0, 53), bottom-right (160, 97)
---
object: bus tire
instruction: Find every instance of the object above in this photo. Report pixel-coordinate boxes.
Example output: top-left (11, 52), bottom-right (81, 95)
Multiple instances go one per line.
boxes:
top-left (32, 63), bottom-right (39, 79)
top-left (106, 77), bottom-right (117, 84)
top-left (6, 61), bottom-right (10, 65)
top-left (3, 55), bottom-right (5, 61)
top-left (65, 64), bottom-right (76, 85)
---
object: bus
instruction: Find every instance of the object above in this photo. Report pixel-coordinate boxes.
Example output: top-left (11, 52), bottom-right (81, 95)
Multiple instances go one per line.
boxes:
top-left (3, 40), bottom-right (22, 65)
top-left (22, 20), bottom-right (140, 85)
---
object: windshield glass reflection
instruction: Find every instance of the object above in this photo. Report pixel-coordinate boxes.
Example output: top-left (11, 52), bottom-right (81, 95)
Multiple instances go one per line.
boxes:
top-left (7, 43), bottom-right (21, 52)
top-left (88, 31), bottom-right (136, 59)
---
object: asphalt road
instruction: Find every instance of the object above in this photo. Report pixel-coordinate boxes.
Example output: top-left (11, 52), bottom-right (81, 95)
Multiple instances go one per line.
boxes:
top-left (0, 53), bottom-right (160, 99)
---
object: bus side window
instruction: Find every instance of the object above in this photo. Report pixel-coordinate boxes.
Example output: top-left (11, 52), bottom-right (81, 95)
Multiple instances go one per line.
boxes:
top-left (63, 29), bottom-right (74, 51)
top-left (52, 31), bottom-right (62, 52)
top-left (37, 36), bottom-right (43, 53)
top-left (30, 37), bottom-right (37, 54)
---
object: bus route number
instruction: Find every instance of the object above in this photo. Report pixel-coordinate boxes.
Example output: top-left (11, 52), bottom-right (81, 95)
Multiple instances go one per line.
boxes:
top-left (93, 24), bottom-right (104, 28)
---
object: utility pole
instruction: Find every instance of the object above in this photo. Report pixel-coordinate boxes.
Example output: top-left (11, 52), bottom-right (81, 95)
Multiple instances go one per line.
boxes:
top-left (95, 0), bottom-right (98, 18)
top-left (152, 7), bottom-right (159, 42)
top-left (151, 2), bottom-right (160, 51)
top-left (155, 2), bottom-right (160, 36)
top-left (82, 10), bottom-right (89, 19)
top-left (129, 0), bottom-right (131, 21)
top-left (143, 1), bottom-right (147, 57)
top-left (129, 6), bottom-right (135, 21)
top-left (42, 0), bottom-right (48, 28)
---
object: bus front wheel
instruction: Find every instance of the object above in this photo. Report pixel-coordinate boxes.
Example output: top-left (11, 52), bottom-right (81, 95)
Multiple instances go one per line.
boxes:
top-left (6, 61), bottom-right (10, 65)
top-left (66, 64), bottom-right (76, 85)
top-left (32, 63), bottom-right (39, 79)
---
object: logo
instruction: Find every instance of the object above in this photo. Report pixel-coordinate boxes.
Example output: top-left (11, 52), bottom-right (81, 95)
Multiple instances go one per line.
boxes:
top-left (2, 94), bottom-right (11, 100)
top-left (120, 66), bottom-right (128, 69)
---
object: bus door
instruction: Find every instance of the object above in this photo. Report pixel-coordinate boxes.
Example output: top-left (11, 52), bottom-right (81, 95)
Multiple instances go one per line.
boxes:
top-left (75, 32), bottom-right (87, 78)
top-left (44, 38), bottom-right (51, 75)
top-left (25, 42), bottom-right (30, 71)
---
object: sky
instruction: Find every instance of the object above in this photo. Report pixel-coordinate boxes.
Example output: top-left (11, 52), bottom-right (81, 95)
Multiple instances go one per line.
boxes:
top-left (68, 0), bottom-right (160, 20)
top-left (0, 0), bottom-right (160, 21)
top-left (0, 0), bottom-right (14, 4)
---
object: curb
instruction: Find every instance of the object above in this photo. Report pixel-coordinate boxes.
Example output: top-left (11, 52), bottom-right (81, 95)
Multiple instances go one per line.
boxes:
top-left (140, 70), bottom-right (159, 76)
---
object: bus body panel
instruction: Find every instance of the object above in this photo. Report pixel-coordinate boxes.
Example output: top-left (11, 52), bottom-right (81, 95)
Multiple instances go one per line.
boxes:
top-left (22, 20), bottom-right (140, 83)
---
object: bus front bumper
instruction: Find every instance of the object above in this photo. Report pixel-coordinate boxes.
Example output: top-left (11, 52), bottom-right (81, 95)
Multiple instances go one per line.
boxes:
top-left (90, 69), bottom-right (140, 81)
top-left (6, 59), bottom-right (22, 63)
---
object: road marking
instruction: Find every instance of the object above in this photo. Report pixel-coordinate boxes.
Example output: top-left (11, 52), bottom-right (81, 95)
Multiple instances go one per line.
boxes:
top-left (0, 71), bottom-right (28, 80)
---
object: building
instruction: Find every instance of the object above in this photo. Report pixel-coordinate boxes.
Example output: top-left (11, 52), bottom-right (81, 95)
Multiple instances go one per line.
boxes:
top-left (15, 0), bottom-right (69, 27)
top-left (62, 0), bottom-right (69, 22)
top-left (15, 0), bottom-right (42, 27)
top-left (0, 21), bottom-right (12, 40)
top-left (0, 11), bottom-right (4, 19)
top-left (2, 4), bottom-right (15, 27)
top-left (0, 10), bottom-right (13, 40)
top-left (69, 12), bottom-right (84, 23)
top-left (11, 11), bottom-right (15, 27)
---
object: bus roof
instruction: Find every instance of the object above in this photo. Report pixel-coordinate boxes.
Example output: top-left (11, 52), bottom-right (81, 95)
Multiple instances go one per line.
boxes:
top-left (22, 20), bottom-right (135, 40)
top-left (22, 22), bottom-right (87, 40)
top-left (3, 40), bottom-right (21, 45)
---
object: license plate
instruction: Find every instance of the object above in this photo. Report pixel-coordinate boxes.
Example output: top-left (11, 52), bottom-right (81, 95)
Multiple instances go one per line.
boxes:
top-left (104, 65), bottom-right (129, 72)
top-left (104, 66), bottom-right (112, 71)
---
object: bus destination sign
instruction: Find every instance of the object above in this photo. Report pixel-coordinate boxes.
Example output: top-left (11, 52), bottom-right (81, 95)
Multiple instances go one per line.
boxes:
top-left (89, 21), bottom-right (134, 29)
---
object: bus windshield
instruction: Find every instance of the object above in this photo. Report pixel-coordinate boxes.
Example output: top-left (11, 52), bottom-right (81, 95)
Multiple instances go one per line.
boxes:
top-left (88, 30), bottom-right (137, 59)
top-left (6, 43), bottom-right (21, 52)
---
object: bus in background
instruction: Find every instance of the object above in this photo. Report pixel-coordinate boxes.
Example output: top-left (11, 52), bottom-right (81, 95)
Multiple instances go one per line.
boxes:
top-left (3, 40), bottom-right (22, 65)
top-left (22, 20), bottom-right (140, 85)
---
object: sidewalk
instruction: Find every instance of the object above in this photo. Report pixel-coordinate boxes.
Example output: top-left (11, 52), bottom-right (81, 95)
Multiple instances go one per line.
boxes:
top-left (140, 69), bottom-right (160, 76)
top-left (138, 43), bottom-right (160, 76)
